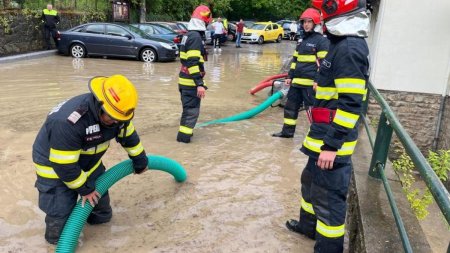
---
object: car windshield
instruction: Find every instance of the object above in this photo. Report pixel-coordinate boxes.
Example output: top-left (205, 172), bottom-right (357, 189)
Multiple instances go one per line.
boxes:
top-left (250, 24), bottom-right (266, 30)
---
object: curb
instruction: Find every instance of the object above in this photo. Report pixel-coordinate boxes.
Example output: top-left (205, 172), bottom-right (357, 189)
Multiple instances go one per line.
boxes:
top-left (0, 50), bottom-right (58, 64)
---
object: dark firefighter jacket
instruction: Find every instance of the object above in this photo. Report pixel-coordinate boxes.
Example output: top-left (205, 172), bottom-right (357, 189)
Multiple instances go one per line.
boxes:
top-left (32, 93), bottom-right (148, 196)
top-left (301, 34), bottom-right (370, 163)
top-left (178, 30), bottom-right (207, 90)
top-left (288, 31), bottom-right (329, 88)
top-left (41, 8), bottom-right (60, 29)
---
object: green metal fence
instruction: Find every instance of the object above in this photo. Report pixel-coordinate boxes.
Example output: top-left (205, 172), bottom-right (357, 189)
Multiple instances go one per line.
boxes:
top-left (363, 82), bottom-right (450, 252)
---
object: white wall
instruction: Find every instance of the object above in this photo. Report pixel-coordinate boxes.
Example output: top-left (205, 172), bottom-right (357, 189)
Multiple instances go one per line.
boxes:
top-left (369, 0), bottom-right (450, 95)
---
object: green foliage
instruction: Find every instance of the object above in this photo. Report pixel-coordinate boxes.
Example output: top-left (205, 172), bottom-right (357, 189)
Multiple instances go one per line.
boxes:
top-left (0, 15), bottom-right (12, 33)
top-left (78, 8), bottom-right (107, 23)
top-left (393, 150), bottom-right (450, 220)
top-left (428, 150), bottom-right (450, 181)
top-left (21, 8), bottom-right (41, 20)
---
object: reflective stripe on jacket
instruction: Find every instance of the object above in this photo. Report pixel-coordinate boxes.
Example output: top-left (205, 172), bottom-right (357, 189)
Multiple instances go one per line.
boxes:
top-left (178, 30), bottom-right (207, 90)
top-left (42, 9), bottom-right (60, 28)
top-left (301, 35), bottom-right (369, 162)
top-left (288, 32), bottom-right (329, 88)
top-left (32, 93), bottom-right (147, 195)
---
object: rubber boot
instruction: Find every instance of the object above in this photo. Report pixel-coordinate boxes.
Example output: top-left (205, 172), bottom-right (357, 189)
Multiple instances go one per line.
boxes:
top-left (286, 219), bottom-right (315, 240)
top-left (87, 193), bottom-right (112, 225)
top-left (45, 215), bottom-right (68, 245)
top-left (272, 132), bottom-right (294, 138)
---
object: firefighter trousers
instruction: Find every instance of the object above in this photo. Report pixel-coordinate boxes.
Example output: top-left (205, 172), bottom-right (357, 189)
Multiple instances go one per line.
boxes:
top-left (280, 86), bottom-right (314, 136)
top-left (177, 88), bottom-right (201, 143)
top-left (298, 157), bottom-right (352, 253)
top-left (36, 175), bottom-right (112, 244)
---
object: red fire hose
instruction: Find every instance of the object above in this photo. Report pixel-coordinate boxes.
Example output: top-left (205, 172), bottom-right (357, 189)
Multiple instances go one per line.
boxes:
top-left (249, 73), bottom-right (288, 95)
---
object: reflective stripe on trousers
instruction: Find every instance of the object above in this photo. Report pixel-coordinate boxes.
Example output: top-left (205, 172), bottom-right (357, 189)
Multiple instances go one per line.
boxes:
top-left (280, 87), bottom-right (314, 136)
top-left (299, 158), bottom-right (352, 253)
top-left (178, 89), bottom-right (201, 142)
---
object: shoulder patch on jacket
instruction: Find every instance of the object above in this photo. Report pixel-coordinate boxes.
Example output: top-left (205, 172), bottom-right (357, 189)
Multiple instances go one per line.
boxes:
top-left (67, 106), bottom-right (88, 125)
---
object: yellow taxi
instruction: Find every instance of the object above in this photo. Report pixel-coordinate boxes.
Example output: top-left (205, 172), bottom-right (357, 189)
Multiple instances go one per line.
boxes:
top-left (241, 22), bottom-right (283, 44)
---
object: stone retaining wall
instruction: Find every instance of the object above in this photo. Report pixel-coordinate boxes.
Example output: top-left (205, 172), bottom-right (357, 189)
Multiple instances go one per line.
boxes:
top-left (367, 89), bottom-right (443, 155)
top-left (0, 11), bottom-right (105, 56)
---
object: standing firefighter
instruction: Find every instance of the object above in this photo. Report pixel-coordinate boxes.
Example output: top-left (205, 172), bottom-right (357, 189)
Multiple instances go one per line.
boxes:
top-left (272, 8), bottom-right (329, 138)
top-left (285, 0), bottom-right (370, 252)
top-left (33, 75), bottom-right (148, 244)
top-left (177, 5), bottom-right (212, 143)
top-left (41, 4), bottom-right (60, 50)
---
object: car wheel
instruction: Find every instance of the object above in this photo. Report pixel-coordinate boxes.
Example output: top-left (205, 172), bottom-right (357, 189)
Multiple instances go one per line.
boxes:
top-left (276, 35), bottom-right (282, 43)
top-left (141, 48), bottom-right (157, 62)
top-left (258, 36), bottom-right (264, 45)
top-left (70, 43), bottom-right (86, 58)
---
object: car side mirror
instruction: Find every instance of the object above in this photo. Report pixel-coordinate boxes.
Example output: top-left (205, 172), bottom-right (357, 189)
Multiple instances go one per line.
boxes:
top-left (125, 34), bottom-right (132, 40)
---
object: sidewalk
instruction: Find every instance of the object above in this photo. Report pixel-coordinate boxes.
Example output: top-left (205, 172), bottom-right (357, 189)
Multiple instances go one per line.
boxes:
top-left (0, 50), bottom-right (57, 64)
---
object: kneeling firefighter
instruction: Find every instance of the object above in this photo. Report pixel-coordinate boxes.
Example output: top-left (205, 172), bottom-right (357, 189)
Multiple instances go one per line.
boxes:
top-left (176, 5), bottom-right (212, 143)
top-left (272, 8), bottom-right (329, 138)
top-left (32, 75), bottom-right (148, 244)
top-left (285, 1), bottom-right (370, 253)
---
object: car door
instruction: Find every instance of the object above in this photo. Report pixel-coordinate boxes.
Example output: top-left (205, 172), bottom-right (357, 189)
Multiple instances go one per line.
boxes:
top-left (105, 25), bottom-right (136, 57)
top-left (265, 24), bottom-right (273, 40)
top-left (82, 24), bottom-right (107, 55)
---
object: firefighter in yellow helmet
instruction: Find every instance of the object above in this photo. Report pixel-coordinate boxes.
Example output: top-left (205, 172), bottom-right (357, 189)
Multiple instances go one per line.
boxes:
top-left (32, 75), bottom-right (148, 244)
top-left (176, 5), bottom-right (212, 143)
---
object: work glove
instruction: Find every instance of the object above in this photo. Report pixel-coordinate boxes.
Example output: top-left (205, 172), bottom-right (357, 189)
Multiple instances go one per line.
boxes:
top-left (132, 155), bottom-right (148, 174)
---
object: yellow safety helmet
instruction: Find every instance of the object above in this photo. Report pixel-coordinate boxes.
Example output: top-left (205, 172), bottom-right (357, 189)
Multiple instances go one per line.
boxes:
top-left (89, 75), bottom-right (138, 121)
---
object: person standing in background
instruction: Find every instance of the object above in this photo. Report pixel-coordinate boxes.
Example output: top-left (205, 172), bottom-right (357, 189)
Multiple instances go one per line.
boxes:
top-left (41, 3), bottom-right (60, 50)
top-left (235, 19), bottom-right (244, 48)
top-left (289, 21), bottom-right (298, 41)
top-left (212, 17), bottom-right (225, 51)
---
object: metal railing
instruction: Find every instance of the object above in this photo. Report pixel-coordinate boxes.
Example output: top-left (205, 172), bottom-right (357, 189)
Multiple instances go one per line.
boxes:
top-left (362, 82), bottom-right (450, 252)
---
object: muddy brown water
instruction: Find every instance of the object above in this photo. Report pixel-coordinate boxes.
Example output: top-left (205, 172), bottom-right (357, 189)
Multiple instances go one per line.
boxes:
top-left (0, 41), bottom-right (321, 252)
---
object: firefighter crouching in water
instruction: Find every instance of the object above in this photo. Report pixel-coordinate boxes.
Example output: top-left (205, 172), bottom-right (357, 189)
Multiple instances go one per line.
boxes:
top-left (285, 1), bottom-right (370, 252)
top-left (272, 8), bottom-right (329, 138)
top-left (32, 75), bottom-right (148, 244)
top-left (176, 5), bottom-right (212, 143)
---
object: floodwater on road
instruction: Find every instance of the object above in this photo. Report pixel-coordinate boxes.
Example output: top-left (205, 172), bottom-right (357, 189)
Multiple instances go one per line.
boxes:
top-left (0, 41), bottom-right (319, 252)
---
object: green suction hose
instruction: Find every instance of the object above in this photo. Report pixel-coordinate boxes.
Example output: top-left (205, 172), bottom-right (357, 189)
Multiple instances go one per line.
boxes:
top-left (197, 90), bottom-right (284, 127)
top-left (55, 155), bottom-right (187, 253)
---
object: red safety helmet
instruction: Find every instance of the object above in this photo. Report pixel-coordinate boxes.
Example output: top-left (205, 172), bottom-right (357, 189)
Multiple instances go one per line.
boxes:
top-left (312, 0), bottom-right (366, 21)
top-left (300, 8), bottom-right (321, 25)
top-left (191, 5), bottom-right (212, 24)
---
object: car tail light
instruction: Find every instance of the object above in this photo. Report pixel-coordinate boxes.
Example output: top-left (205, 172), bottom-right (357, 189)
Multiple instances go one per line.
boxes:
top-left (173, 36), bottom-right (181, 44)
top-left (56, 31), bottom-right (61, 41)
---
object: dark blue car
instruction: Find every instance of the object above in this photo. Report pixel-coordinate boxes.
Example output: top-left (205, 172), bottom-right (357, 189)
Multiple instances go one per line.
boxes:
top-left (58, 22), bottom-right (178, 62)
top-left (131, 23), bottom-right (182, 48)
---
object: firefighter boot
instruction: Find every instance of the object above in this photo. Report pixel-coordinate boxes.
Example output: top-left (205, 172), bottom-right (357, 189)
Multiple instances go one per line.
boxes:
top-left (177, 132), bottom-right (191, 143)
top-left (272, 132), bottom-right (294, 138)
top-left (45, 215), bottom-right (67, 245)
top-left (286, 219), bottom-right (315, 240)
top-left (87, 193), bottom-right (113, 225)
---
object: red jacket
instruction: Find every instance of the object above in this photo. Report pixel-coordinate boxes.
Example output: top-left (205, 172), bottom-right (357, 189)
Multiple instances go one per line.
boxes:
top-left (236, 22), bottom-right (244, 33)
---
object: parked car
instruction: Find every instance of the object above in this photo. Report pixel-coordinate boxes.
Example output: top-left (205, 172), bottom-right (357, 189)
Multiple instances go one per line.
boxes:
top-left (241, 22), bottom-right (283, 44)
top-left (277, 20), bottom-right (304, 40)
top-left (58, 22), bottom-right (178, 62)
top-left (131, 22), bottom-right (182, 47)
top-left (149, 21), bottom-right (187, 35)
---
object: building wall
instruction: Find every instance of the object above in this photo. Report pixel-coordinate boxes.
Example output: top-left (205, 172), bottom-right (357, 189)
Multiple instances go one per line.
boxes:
top-left (368, 0), bottom-right (450, 95)
top-left (367, 90), bottom-right (442, 154)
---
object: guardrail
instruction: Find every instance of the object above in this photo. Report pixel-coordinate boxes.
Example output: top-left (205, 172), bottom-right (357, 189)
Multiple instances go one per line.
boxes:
top-left (362, 82), bottom-right (450, 253)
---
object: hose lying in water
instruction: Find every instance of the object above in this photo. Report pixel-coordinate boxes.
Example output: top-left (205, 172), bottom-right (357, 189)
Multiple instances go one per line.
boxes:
top-left (197, 90), bottom-right (286, 128)
top-left (55, 155), bottom-right (187, 253)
